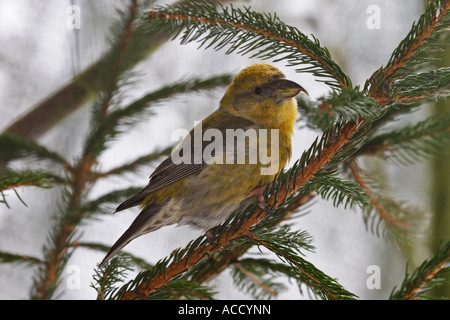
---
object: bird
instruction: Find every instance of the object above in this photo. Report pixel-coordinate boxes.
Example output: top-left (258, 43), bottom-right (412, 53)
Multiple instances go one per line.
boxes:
top-left (100, 63), bottom-right (307, 266)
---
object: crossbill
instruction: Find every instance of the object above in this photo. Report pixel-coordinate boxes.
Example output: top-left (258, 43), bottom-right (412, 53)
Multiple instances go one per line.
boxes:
top-left (100, 63), bottom-right (307, 266)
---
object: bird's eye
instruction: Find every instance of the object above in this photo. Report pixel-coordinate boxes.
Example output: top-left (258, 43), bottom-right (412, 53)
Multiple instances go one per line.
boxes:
top-left (254, 87), bottom-right (262, 95)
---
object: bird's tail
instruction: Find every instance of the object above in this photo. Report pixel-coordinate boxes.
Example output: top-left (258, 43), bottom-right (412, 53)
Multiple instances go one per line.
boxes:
top-left (99, 203), bottom-right (164, 267)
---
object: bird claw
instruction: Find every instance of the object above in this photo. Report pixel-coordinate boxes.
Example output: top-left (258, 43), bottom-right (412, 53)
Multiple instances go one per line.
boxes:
top-left (247, 185), bottom-right (275, 213)
top-left (205, 227), bottom-right (220, 246)
top-left (257, 201), bottom-right (276, 214)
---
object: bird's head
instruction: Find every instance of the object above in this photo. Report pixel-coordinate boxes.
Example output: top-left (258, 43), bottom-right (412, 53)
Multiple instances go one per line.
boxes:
top-left (220, 63), bottom-right (308, 128)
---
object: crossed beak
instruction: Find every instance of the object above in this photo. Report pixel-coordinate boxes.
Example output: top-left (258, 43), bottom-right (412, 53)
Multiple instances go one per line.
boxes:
top-left (273, 78), bottom-right (308, 100)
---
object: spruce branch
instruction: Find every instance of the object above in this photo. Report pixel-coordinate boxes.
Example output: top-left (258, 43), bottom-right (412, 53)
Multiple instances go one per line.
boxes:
top-left (0, 134), bottom-right (72, 171)
top-left (368, 0), bottom-right (450, 103)
top-left (302, 170), bottom-right (370, 210)
top-left (231, 260), bottom-right (283, 299)
top-left (391, 67), bottom-right (450, 104)
top-left (350, 163), bottom-right (407, 230)
top-left (83, 0), bottom-right (140, 165)
top-left (92, 255), bottom-right (134, 300)
top-left (299, 88), bottom-right (382, 131)
top-left (146, 279), bottom-right (216, 300)
top-left (145, 2), bottom-right (351, 89)
top-left (233, 257), bottom-right (321, 298)
top-left (0, 251), bottom-right (43, 267)
top-left (246, 228), bottom-right (356, 300)
top-left (0, 170), bottom-right (54, 193)
top-left (89, 145), bottom-right (173, 181)
top-left (349, 162), bottom-right (425, 245)
top-left (0, 170), bottom-right (55, 208)
top-left (30, 0), bottom-right (142, 300)
top-left (390, 240), bottom-right (450, 300)
top-left (386, 0), bottom-right (450, 76)
top-left (189, 243), bottom-right (252, 284)
top-left (30, 214), bottom-right (78, 299)
top-left (108, 120), bottom-right (365, 300)
top-left (357, 112), bottom-right (450, 165)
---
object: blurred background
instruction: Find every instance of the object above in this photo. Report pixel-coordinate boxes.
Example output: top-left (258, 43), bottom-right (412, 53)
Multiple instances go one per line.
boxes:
top-left (0, 0), bottom-right (446, 299)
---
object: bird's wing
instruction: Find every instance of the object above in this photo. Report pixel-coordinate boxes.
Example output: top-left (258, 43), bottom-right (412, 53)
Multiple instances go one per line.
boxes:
top-left (115, 109), bottom-right (256, 212)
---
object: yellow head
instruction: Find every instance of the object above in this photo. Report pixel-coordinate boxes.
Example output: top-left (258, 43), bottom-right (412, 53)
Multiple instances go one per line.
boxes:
top-left (220, 63), bottom-right (307, 129)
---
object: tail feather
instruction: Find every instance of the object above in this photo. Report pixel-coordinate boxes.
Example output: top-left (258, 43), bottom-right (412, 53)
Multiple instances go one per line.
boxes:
top-left (115, 191), bottom-right (147, 213)
top-left (99, 203), bottom-right (163, 267)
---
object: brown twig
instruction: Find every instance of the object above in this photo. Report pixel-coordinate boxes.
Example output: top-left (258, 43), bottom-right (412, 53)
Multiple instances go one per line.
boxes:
top-left (349, 161), bottom-right (410, 229)
top-left (234, 262), bottom-right (278, 297)
top-left (247, 231), bottom-right (339, 300)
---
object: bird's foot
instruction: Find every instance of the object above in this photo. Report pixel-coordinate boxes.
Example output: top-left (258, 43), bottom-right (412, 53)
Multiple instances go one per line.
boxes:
top-left (205, 228), bottom-right (216, 245)
top-left (246, 185), bottom-right (275, 213)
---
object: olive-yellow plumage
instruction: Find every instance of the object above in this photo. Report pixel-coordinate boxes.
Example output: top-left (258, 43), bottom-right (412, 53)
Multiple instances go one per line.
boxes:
top-left (100, 63), bottom-right (307, 266)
